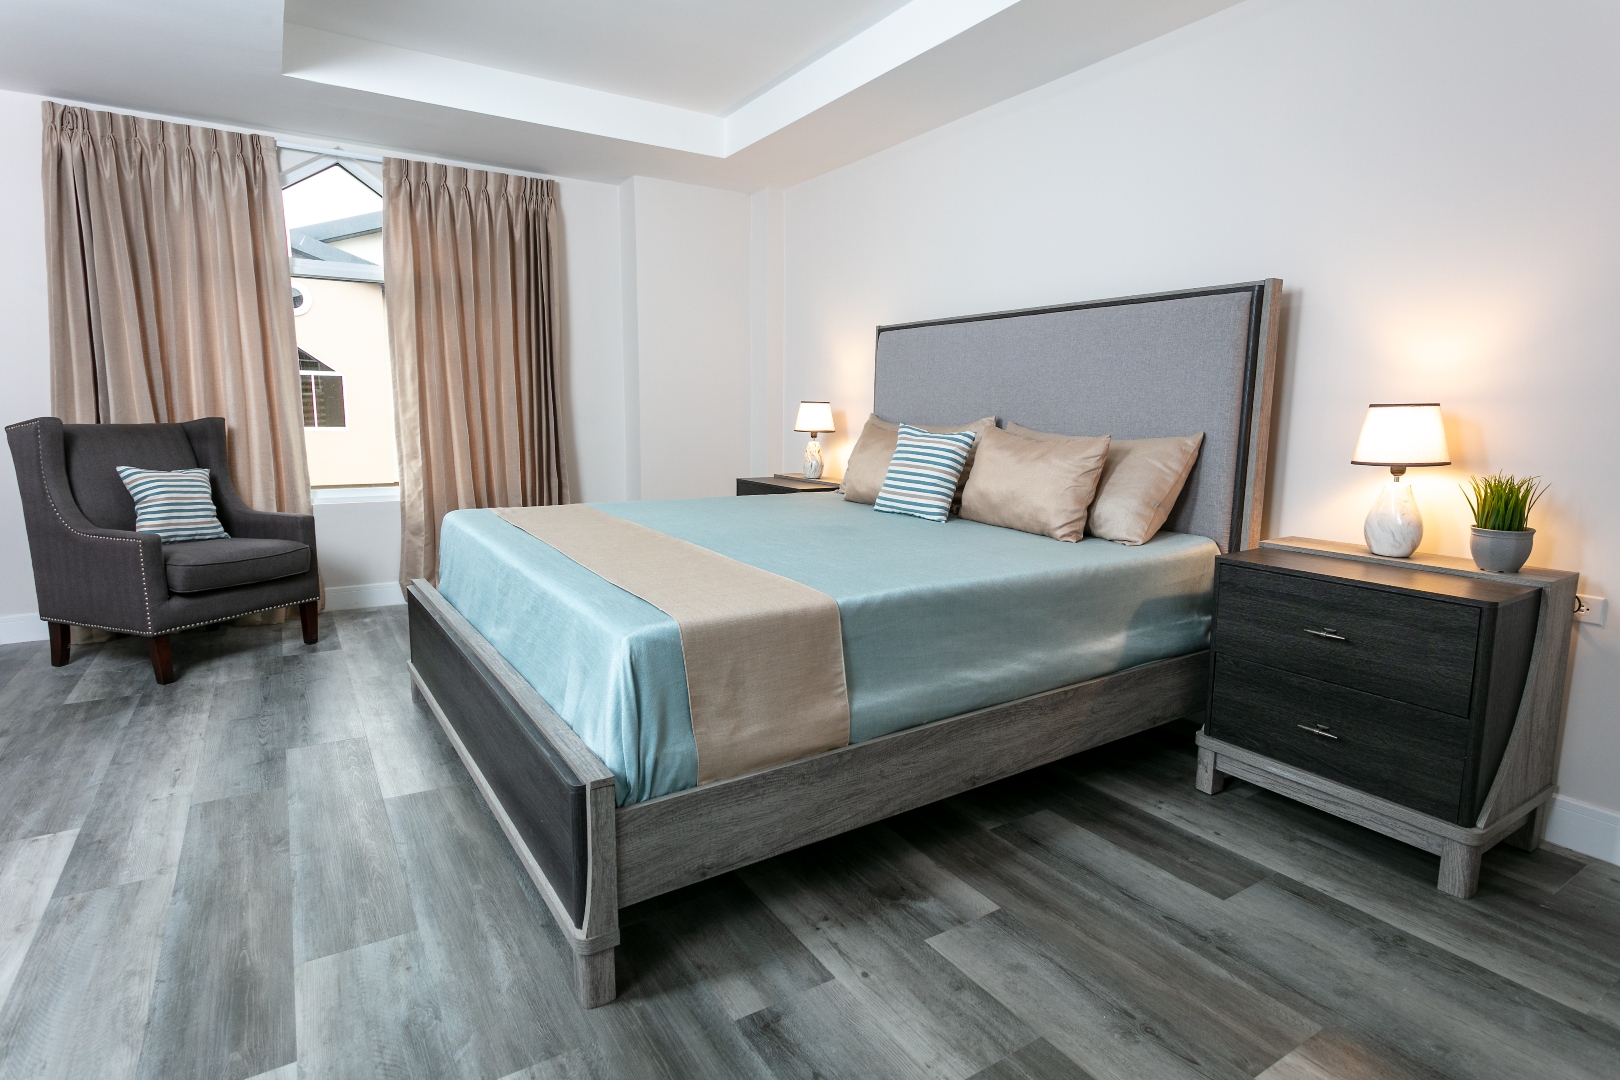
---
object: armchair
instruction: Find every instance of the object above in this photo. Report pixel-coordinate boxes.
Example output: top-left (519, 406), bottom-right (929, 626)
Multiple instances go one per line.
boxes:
top-left (6, 416), bottom-right (320, 683)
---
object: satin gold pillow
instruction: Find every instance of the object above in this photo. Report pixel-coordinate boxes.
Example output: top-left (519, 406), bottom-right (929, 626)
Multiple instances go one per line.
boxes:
top-left (1006, 424), bottom-right (1205, 545)
top-left (959, 426), bottom-right (1110, 541)
top-left (841, 414), bottom-right (996, 506)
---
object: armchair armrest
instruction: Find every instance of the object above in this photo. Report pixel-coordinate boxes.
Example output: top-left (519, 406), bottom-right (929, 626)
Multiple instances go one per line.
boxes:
top-left (179, 416), bottom-right (318, 550)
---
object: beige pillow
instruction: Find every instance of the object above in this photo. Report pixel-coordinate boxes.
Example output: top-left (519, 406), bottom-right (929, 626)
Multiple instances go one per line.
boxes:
top-left (960, 426), bottom-right (1111, 541)
top-left (841, 414), bottom-right (996, 505)
top-left (1006, 423), bottom-right (1204, 545)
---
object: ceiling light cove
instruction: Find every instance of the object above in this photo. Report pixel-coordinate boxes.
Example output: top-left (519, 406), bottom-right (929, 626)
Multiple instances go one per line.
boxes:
top-left (282, 0), bottom-right (1023, 158)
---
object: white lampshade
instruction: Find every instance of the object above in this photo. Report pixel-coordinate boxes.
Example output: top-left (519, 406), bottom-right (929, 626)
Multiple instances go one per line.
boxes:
top-left (794, 401), bottom-right (834, 434)
top-left (1351, 403), bottom-right (1450, 467)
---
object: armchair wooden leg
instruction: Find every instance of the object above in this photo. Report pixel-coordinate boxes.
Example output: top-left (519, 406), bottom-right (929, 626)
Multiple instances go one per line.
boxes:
top-left (48, 623), bottom-right (71, 667)
top-left (147, 635), bottom-right (175, 685)
top-left (300, 601), bottom-right (319, 645)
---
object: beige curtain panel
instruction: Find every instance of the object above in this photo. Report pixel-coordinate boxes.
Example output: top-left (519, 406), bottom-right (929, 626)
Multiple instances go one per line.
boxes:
top-left (384, 157), bottom-right (567, 589)
top-left (41, 102), bottom-right (311, 521)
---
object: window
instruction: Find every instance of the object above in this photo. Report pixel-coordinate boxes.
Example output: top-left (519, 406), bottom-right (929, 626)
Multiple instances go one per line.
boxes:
top-left (280, 147), bottom-right (398, 489)
top-left (299, 350), bottom-right (346, 428)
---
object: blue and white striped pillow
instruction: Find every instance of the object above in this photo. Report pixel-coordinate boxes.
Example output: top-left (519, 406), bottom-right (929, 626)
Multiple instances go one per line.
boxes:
top-left (116, 466), bottom-right (230, 542)
top-left (873, 424), bottom-right (979, 522)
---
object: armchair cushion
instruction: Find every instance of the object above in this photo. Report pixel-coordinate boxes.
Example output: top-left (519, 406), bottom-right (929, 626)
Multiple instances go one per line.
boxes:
top-left (163, 537), bottom-right (310, 594)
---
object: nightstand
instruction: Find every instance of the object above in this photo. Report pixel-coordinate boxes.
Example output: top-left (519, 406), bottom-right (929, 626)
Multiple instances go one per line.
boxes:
top-left (1196, 536), bottom-right (1578, 899)
top-left (736, 475), bottom-right (841, 496)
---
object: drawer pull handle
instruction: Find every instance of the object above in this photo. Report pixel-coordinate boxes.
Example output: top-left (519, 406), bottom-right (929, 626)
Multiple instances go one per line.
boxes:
top-left (1303, 627), bottom-right (1347, 641)
top-left (1297, 724), bottom-right (1340, 740)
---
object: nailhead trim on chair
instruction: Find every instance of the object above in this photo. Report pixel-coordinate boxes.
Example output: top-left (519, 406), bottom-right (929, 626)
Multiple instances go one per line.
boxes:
top-left (35, 597), bottom-right (322, 638)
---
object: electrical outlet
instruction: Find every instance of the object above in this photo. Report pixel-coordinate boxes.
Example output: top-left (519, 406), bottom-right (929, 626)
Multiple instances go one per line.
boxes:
top-left (1575, 594), bottom-right (1607, 627)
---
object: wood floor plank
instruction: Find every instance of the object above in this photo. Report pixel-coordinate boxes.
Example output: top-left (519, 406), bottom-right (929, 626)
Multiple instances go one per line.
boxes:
top-left (1040, 781), bottom-right (1270, 899)
top-left (0, 694), bottom-right (136, 844)
top-left (1077, 748), bottom-right (1620, 1016)
top-left (499, 1048), bottom-right (591, 1079)
top-left (0, 642), bottom-right (35, 699)
top-left (1005, 797), bottom-right (1620, 1080)
top-left (272, 651), bottom-right (368, 750)
top-left (0, 872), bottom-right (174, 1080)
top-left (189, 677), bottom-right (283, 805)
top-left (287, 738), bottom-right (415, 964)
top-left (1256, 1030), bottom-right (1417, 1080)
top-left (383, 783), bottom-right (579, 1078)
top-left (737, 978), bottom-right (935, 1080)
top-left (629, 873), bottom-right (833, 1021)
top-left (293, 931), bottom-right (458, 1080)
top-left (283, 611), bottom-right (343, 656)
top-left (62, 635), bottom-right (156, 704)
top-left (1480, 842), bottom-right (1587, 894)
top-left (0, 830), bottom-right (79, 1013)
top-left (965, 1038), bottom-right (1099, 1080)
top-left (0, 645), bottom-right (106, 740)
top-left (902, 807), bottom-right (1316, 1080)
top-left (339, 610), bottom-right (460, 799)
top-left (591, 917), bottom-right (776, 1080)
top-left (53, 679), bottom-right (214, 897)
top-left (741, 824), bottom-right (1034, 1080)
top-left (929, 911), bottom-right (1220, 1080)
top-left (136, 788), bottom-right (295, 1080)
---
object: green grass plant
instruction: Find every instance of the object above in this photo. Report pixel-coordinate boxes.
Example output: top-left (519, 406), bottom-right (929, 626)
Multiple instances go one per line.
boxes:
top-left (1462, 472), bottom-right (1547, 532)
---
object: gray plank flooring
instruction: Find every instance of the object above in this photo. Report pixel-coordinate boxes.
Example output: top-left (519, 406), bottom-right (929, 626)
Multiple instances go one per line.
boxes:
top-left (0, 608), bottom-right (1616, 1079)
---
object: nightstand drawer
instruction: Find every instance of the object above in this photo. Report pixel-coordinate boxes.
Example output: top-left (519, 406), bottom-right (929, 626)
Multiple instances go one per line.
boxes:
top-left (1214, 563), bottom-right (1480, 716)
top-left (1209, 654), bottom-right (1472, 822)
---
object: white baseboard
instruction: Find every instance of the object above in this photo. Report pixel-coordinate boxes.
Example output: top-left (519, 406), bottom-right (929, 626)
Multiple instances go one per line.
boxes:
top-left (0, 612), bottom-right (48, 645)
top-left (324, 582), bottom-right (406, 610)
top-left (1545, 794), bottom-right (1620, 866)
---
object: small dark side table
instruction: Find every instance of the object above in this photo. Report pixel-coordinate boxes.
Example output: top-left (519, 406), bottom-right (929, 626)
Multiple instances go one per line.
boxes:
top-left (736, 475), bottom-right (842, 496)
top-left (1196, 536), bottom-right (1578, 899)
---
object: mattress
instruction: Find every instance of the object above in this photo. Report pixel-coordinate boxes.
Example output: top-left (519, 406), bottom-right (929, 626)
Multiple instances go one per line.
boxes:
top-left (437, 492), bottom-right (1218, 805)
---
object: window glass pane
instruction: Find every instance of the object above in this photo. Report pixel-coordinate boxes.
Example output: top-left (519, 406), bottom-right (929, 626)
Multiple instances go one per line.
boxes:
top-left (282, 147), bottom-right (396, 487)
top-left (314, 374), bottom-right (346, 428)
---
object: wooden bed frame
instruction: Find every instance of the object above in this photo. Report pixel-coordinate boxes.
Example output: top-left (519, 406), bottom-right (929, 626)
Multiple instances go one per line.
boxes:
top-left (406, 280), bottom-right (1284, 1006)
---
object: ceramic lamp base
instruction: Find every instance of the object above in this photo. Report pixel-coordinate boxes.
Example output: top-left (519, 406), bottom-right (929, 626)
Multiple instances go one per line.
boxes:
top-left (1364, 478), bottom-right (1422, 558)
top-left (803, 437), bottom-right (824, 479)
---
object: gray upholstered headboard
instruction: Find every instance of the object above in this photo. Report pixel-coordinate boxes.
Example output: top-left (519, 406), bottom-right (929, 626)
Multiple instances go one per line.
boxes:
top-left (873, 280), bottom-right (1282, 553)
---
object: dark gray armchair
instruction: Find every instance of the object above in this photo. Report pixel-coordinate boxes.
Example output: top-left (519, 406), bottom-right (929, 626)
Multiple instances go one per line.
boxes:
top-left (6, 416), bottom-right (320, 683)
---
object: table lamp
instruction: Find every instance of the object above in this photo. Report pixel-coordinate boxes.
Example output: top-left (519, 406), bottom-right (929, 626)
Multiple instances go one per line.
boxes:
top-left (794, 401), bottom-right (835, 479)
top-left (1351, 403), bottom-right (1450, 557)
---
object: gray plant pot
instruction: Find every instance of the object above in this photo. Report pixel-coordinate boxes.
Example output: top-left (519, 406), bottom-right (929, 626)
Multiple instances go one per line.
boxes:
top-left (1470, 526), bottom-right (1535, 574)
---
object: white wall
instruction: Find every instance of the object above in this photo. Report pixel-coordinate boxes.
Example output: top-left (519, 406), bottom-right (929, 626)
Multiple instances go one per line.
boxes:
top-left (0, 89), bottom-right (50, 643)
top-left (555, 175), bottom-right (630, 504)
top-left (619, 176), bottom-right (752, 500)
top-left (780, 0), bottom-right (1620, 853)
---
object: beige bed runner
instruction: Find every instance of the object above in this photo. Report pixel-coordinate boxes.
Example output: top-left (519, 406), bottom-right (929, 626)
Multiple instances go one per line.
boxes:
top-left (494, 505), bottom-right (850, 785)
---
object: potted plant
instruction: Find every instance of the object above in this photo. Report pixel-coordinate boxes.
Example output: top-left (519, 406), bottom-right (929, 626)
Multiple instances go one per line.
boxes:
top-left (1461, 472), bottom-right (1547, 573)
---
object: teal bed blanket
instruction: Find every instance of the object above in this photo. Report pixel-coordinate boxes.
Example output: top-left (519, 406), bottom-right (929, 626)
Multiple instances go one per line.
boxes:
top-left (436, 493), bottom-right (1217, 806)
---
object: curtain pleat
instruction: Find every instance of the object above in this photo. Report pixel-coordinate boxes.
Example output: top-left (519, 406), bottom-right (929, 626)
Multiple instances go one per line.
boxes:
top-left (384, 158), bottom-right (567, 589)
top-left (41, 102), bottom-right (310, 521)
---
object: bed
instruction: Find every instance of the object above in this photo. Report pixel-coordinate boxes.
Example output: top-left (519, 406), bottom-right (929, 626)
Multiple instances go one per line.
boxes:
top-left (406, 279), bottom-right (1283, 1007)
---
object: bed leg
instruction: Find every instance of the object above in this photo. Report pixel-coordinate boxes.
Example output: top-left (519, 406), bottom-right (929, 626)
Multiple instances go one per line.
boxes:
top-left (1195, 746), bottom-right (1227, 794)
top-left (410, 677), bottom-right (424, 703)
top-left (573, 947), bottom-right (616, 1009)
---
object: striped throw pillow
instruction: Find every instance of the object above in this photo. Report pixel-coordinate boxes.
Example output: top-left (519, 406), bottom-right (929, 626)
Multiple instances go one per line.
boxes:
top-left (873, 424), bottom-right (979, 522)
top-left (116, 466), bottom-right (230, 542)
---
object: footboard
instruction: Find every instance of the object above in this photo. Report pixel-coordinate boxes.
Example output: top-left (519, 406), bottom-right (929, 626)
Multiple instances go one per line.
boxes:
top-left (406, 582), bottom-right (620, 1006)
